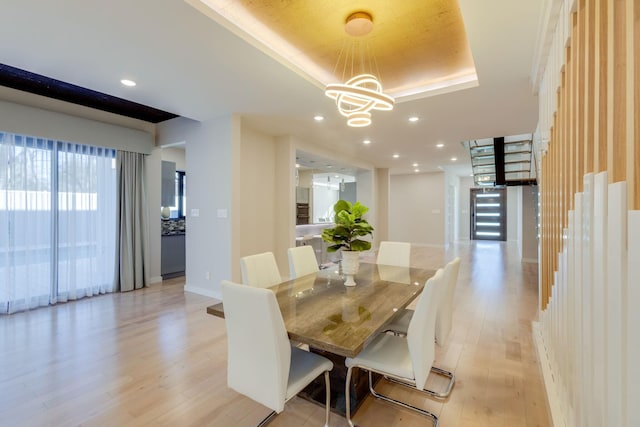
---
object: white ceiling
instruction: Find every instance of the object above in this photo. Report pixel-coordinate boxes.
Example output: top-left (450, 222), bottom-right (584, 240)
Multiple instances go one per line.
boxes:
top-left (0, 0), bottom-right (542, 176)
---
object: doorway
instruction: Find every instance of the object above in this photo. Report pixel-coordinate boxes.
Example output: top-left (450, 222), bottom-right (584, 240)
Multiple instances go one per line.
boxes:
top-left (470, 188), bottom-right (507, 241)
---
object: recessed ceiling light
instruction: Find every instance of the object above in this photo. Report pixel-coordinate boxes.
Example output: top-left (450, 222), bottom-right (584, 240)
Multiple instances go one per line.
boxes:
top-left (436, 143), bottom-right (444, 148)
top-left (363, 139), bottom-right (371, 145)
top-left (314, 115), bottom-right (325, 122)
top-left (334, 175), bottom-right (339, 178)
top-left (451, 157), bottom-right (457, 161)
top-left (393, 154), bottom-right (400, 159)
top-left (120, 79), bottom-right (136, 87)
top-left (295, 163), bottom-right (300, 168)
top-left (408, 116), bottom-right (419, 122)
top-left (412, 163), bottom-right (418, 167)
top-left (414, 168), bottom-right (420, 173)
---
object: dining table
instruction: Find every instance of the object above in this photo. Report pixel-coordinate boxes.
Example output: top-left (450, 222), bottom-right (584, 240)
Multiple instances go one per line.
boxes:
top-left (206, 261), bottom-right (436, 415)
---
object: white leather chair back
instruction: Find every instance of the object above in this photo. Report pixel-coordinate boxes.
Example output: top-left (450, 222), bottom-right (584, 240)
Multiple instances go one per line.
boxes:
top-left (240, 252), bottom-right (282, 288)
top-left (221, 280), bottom-right (291, 413)
top-left (436, 257), bottom-right (461, 345)
top-left (287, 245), bottom-right (319, 279)
top-left (407, 268), bottom-right (444, 390)
top-left (376, 241), bottom-right (411, 267)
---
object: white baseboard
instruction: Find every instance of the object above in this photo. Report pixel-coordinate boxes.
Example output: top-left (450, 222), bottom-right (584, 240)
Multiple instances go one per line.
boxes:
top-left (522, 258), bottom-right (539, 264)
top-left (184, 285), bottom-right (221, 300)
top-left (532, 321), bottom-right (565, 427)
top-left (147, 276), bottom-right (163, 285)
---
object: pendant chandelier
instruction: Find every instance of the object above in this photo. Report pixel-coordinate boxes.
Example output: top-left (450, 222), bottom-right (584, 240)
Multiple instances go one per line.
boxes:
top-left (325, 12), bottom-right (395, 128)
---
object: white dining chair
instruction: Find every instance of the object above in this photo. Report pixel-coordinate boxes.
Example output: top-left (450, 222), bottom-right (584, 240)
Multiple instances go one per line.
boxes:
top-left (435, 257), bottom-right (461, 345)
top-left (240, 252), bottom-right (282, 289)
top-left (221, 280), bottom-right (333, 427)
top-left (386, 257), bottom-right (461, 345)
top-left (376, 241), bottom-right (411, 267)
top-left (344, 269), bottom-right (451, 427)
top-left (287, 245), bottom-right (319, 279)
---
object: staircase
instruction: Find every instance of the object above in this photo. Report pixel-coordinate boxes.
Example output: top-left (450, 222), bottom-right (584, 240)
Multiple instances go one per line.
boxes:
top-left (464, 134), bottom-right (537, 186)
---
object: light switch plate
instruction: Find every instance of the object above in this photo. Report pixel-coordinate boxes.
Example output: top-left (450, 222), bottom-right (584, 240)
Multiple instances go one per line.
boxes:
top-left (191, 208), bottom-right (199, 217)
top-left (217, 209), bottom-right (228, 218)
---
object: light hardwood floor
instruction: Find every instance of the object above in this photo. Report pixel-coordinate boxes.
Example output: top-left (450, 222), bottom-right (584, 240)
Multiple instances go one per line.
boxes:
top-left (0, 241), bottom-right (550, 427)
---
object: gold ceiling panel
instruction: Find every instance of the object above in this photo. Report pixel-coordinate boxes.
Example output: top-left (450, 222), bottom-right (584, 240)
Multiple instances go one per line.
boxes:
top-left (187, 0), bottom-right (477, 99)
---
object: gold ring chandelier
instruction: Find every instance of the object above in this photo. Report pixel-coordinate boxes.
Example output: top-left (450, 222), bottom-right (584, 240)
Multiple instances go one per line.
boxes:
top-left (325, 12), bottom-right (395, 127)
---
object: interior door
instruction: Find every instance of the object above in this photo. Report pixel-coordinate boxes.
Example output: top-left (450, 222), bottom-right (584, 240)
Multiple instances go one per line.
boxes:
top-left (470, 188), bottom-right (507, 241)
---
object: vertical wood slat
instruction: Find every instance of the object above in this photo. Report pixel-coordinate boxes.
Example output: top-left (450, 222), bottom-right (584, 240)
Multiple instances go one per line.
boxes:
top-left (584, 0), bottom-right (595, 173)
top-left (596, 0), bottom-right (609, 172)
top-left (609, 0), bottom-right (627, 183)
top-left (576, 2), bottom-right (585, 193)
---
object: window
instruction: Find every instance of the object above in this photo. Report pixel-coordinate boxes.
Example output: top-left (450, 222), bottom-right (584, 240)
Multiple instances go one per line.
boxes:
top-left (0, 132), bottom-right (117, 314)
top-left (169, 171), bottom-right (186, 219)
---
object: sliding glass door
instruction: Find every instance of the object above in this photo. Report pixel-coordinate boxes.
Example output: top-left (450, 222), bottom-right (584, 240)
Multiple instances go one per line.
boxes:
top-left (0, 133), bottom-right (117, 314)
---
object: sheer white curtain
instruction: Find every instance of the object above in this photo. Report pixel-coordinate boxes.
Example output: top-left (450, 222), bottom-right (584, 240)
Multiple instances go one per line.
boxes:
top-left (57, 142), bottom-right (117, 301)
top-left (0, 132), bottom-right (117, 314)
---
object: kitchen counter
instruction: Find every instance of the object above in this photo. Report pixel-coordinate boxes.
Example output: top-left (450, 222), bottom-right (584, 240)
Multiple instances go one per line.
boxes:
top-left (161, 218), bottom-right (185, 236)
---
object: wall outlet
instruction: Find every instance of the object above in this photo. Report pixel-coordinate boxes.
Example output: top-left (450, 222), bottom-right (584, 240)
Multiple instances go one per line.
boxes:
top-left (205, 271), bottom-right (210, 280)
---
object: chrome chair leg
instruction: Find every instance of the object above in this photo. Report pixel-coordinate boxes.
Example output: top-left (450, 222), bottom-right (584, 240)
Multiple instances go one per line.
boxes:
top-left (324, 371), bottom-right (331, 427)
top-left (384, 365), bottom-right (455, 399)
top-left (368, 371), bottom-right (439, 427)
top-left (429, 366), bottom-right (455, 398)
top-left (345, 366), bottom-right (356, 427)
top-left (256, 410), bottom-right (277, 427)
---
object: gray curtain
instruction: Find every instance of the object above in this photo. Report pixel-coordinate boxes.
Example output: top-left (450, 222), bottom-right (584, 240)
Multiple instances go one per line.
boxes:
top-left (115, 151), bottom-right (148, 292)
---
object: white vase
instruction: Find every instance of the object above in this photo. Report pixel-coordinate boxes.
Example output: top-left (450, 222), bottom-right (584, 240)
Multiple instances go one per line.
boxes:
top-left (341, 250), bottom-right (360, 286)
top-left (161, 206), bottom-right (170, 219)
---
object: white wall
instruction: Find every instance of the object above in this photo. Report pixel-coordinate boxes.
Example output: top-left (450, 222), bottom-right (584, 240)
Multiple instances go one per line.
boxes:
top-left (161, 114), bottom-right (238, 300)
top-left (355, 169), bottom-right (378, 247)
top-left (161, 147), bottom-right (186, 171)
top-left (145, 147), bottom-right (163, 283)
top-left (458, 177), bottom-right (474, 240)
top-left (507, 186), bottom-right (520, 242)
top-left (313, 187), bottom-right (339, 222)
top-left (521, 185), bottom-right (538, 262)
top-left (389, 172), bottom-right (445, 246)
top-left (238, 126), bottom-right (277, 273)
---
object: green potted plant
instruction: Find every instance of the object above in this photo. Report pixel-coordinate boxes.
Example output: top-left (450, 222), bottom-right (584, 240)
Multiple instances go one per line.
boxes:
top-left (322, 200), bottom-right (374, 286)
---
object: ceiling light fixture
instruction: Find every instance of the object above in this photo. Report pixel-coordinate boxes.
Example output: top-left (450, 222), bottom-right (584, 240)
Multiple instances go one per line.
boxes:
top-left (408, 116), bottom-right (419, 122)
top-left (393, 154), bottom-right (400, 159)
top-left (412, 163), bottom-right (419, 167)
top-left (436, 143), bottom-right (445, 148)
top-left (314, 115), bottom-right (325, 121)
top-left (325, 11), bottom-right (394, 128)
top-left (120, 79), bottom-right (136, 87)
top-left (451, 157), bottom-right (457, 161)
top-left (363, 139), bottom-right (371, 145)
